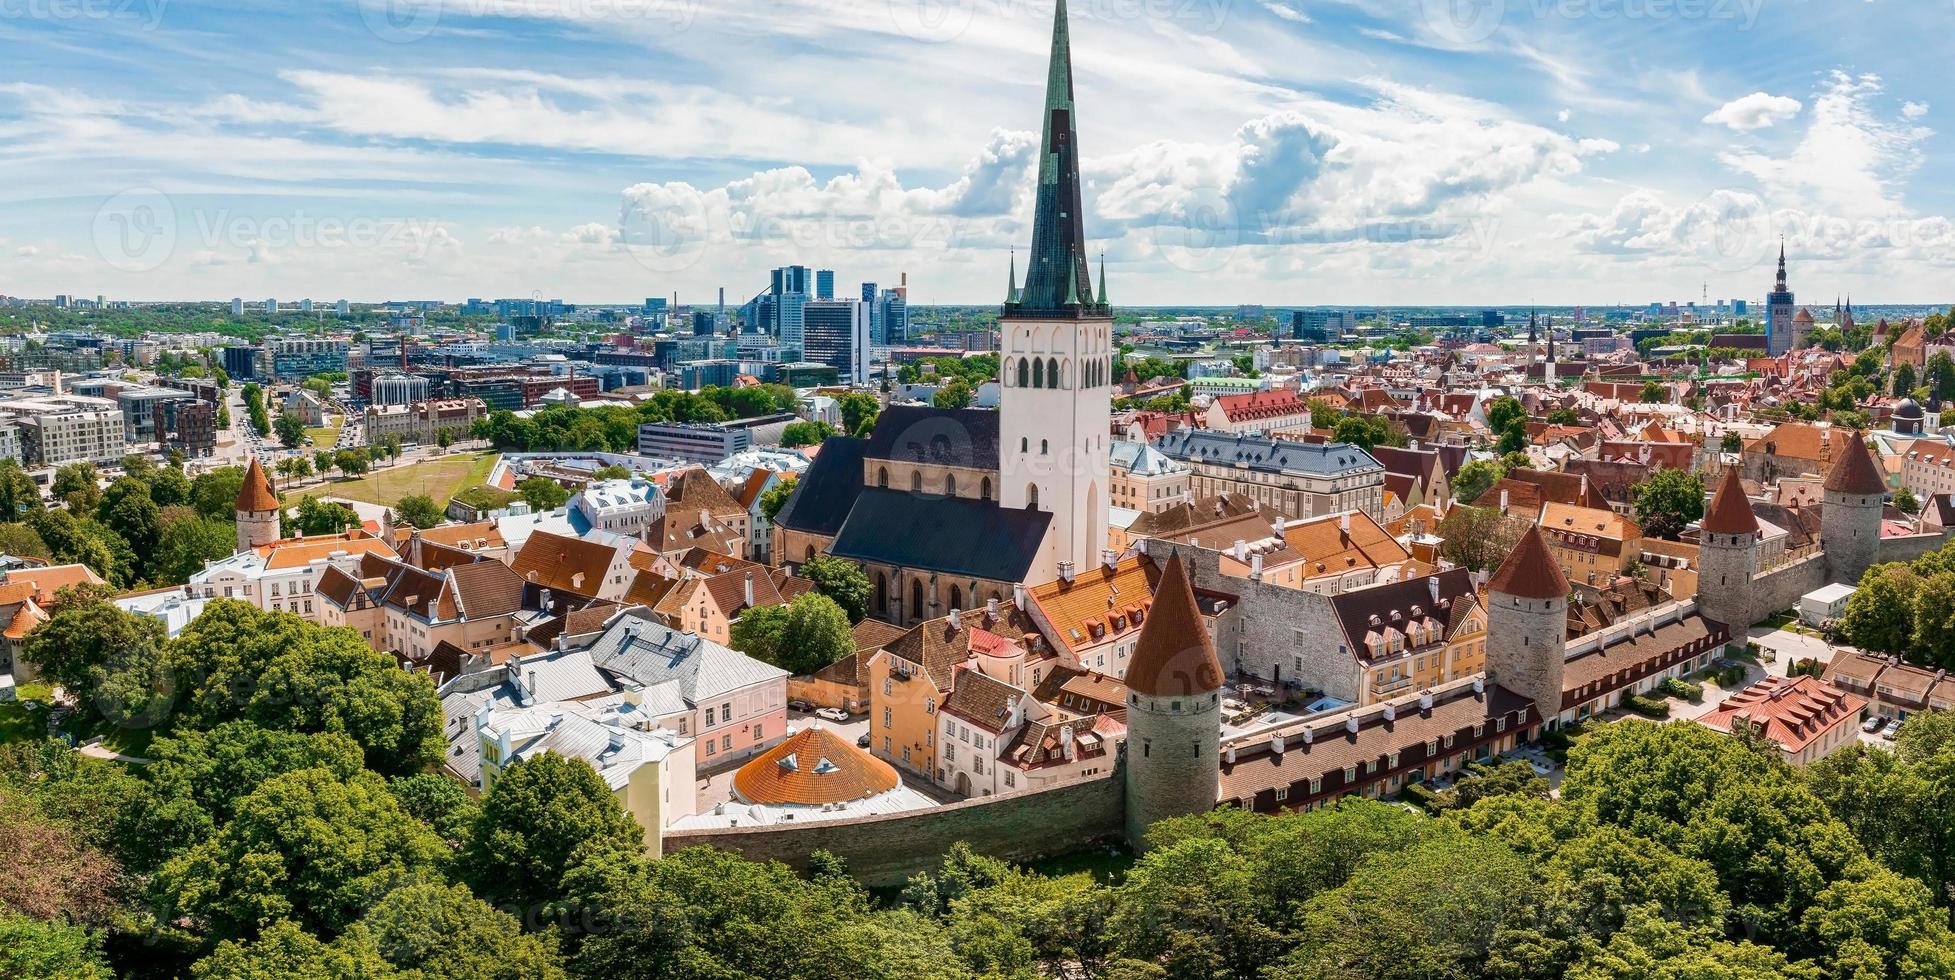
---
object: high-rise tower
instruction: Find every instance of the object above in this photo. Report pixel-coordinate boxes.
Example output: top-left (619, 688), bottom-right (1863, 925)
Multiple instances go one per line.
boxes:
top-left (1767, 242), bottom-right (1797, 356)
top-left (998, 0), bottom-right (1113, 578)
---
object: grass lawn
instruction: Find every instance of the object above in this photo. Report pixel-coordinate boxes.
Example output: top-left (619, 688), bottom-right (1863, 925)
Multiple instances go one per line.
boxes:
top-left (305, 414), bottom-right (344, 449)
top-left (0, 689), bottom-right (51, 744)
top-left (293, 451), bottom-right (501, 508)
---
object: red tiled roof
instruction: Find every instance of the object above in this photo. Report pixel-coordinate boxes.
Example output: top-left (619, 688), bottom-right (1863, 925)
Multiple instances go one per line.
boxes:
top-left (237, 459), bottom-right (279, 512)
top-left (732, 725), bottom-right (899, 805)
top-left (1487, 525), bottom-right (1569, 600)
top-left (1701, 465), bottom-right (1759, 535)
top-left (1124, 552), bottom-right (1225, 698)
top-left (1824, 430), bottom-right (1888, 495)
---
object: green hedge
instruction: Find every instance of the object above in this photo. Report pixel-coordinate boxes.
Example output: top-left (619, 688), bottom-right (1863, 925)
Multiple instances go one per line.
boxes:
top-left (1658, 677), bottom-right (1703, 701)
top-left (1625, 694), bottom-right (1672, 719)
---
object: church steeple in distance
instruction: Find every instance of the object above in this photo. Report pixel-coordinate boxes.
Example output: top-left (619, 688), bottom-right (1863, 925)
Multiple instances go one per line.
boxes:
top-left (1776, 239), bottom-right (1789, 291)
top-left (1010, 0), bottom-right (1101, 318)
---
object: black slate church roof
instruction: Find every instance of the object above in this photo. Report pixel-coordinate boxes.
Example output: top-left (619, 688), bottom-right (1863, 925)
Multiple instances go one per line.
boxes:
top-left (861, 405), bottom-right (1001, 471)
top-left (829, 489), bottom-right (1051, 584)
top-left (773, 435), bottom-right (867, 538)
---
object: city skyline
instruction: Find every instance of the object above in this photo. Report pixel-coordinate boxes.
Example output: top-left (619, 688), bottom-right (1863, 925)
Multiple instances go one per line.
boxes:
top-left (3, 1), bottom-right (1951, 305)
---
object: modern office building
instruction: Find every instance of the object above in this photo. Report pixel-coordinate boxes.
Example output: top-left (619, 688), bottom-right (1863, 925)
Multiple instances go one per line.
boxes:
top-left (220, 344), bottom-right (261, 381)
top-left (1291, 309), bottom-right (1356, 341)
top-left (637, 421), bottom-right (753, 463)
top-left (692, 311), bottom-right (718, 336)
top-left (816, 269), bottom-right (835, 301)
top-left (770, 265), bottom-right (812, 351)
top-left (878, 289), bottom-right (908, 345)
top-left (155, 399), bottom-right (217, 458)
top-left (265, 337), bottom-right (349, 379)
top-left (0, 395), bottom-right (124, 467)
top-left (370, 373), bottom-right (432, 407)
top-left (801, 299), bottom-right (871, 383)
top-left (115, 385), bottom-right (198, 442)
top-left (677, 360), bottom-right (743, 390)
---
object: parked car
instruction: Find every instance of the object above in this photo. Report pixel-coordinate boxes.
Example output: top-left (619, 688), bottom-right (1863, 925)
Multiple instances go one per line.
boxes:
top-left (856, 733), bottom-right (871, 749)
top-left (1863, 716), bottom-right (1886, 734)
top-left (814, 707), bottom-right (850, 723)
top-left (1882, 719), bottom-right (1904, 741)
top-left (786, 699), bottom-right (812, 713)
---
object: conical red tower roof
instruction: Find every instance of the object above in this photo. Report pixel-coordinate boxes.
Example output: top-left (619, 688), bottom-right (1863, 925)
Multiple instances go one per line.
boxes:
top-left (1487, 525), bottom-right (1569, 600)
top-left (1823, 430), bottom-right (1887, 495)
top-left (236, 458), bottom-right (279, 513)
top-left (1701, 466), bottom-right (1759, 535)
top-left (1125, 552), bottom-right (1225, 698)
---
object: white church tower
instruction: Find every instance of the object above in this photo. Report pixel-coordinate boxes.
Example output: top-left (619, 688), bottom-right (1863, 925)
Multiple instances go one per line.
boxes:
top-left (998, 0), bottom-right (1112, 581)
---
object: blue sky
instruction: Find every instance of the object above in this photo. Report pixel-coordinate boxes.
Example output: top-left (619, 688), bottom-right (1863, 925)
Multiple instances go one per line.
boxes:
top-left (1, 0), bottom-right (1949, 306)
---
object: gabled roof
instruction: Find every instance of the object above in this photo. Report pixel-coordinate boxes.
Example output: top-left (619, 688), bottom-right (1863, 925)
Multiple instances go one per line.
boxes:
top-left (829, 489), bottom-right (1051, 584)
top-left (773, 435), bottom-right (867, 538)
top-left (1026, 555), bottom-right (1158, 656)
top-left (882, 603), bottom-right (1041, 691)
top-left (861, 405), bottom-right (1001, 470)
top-left (1124, 552), bottom-right (1225, 698)
top-left (510, 529), bottom-right (626, 599)
top-left (584, 610), bottom-right (788, 702)
top-left (665, 466), bottom-right (745, 517)
top-left (1329, 569), bottom-right (1480, 666)
top-left (1487, 526), bottom-right (1569, 600)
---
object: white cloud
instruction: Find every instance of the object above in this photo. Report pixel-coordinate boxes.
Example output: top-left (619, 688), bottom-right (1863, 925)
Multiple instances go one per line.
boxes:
top-left (1903, 101), bottom-right (1930, 120)
top-left (1703, 92), bottom-right (1802, 131)
top-left (1260, 1), bottom-right (1311, 23)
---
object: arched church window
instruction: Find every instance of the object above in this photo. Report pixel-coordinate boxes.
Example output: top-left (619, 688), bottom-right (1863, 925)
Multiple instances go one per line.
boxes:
top-left (911, 471), bottom-right (923, 492)
top-left (1027, 484), bottom-right (1039, 509)
top-left (911, 579), bottom-right (925, 620)
top-left (1047, 358), bottom-right (1061, 389)
top-left (1015, 359), bottom-right (1028, 387)
top-left (946, 474), bottom-right (957, 496)
top-left (1033, 359), bottom-right (1045, 388)
top-left (878, 466), bottom-right (889, 488)
top-left (981, 477), bottom-right (992, 501)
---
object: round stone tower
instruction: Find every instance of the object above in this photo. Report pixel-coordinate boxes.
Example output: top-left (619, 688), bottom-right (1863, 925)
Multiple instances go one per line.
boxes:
top-left (1484, 526), bottom-right (1570, 731)
top-left (1697, 465), bottom-right (1761, 630)
top-left (1822, 430), bottom-right (1886, 587)
top-left (235, 458), bottom-right (282, 554)
top-left (1123, 552), bottom-right (1224, 850)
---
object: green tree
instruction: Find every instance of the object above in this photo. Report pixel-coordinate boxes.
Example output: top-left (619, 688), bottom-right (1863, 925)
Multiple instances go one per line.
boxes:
top-left (291, 496), bottom-right (359, 536)
top-left (342, 881), bottom-right (567, 979)
top-left (1894, 362), bottom-right (1918, 398)
top-left (191, 466), bottom-right (247, 519)
top-left (1496, 418), bottom-right (1529, 456)
top-left (333, 449), bottom-right (370, 478)
top-left (1546, 406), bottom-right (1582, 426)
top-left (151, 463), bottom-right (193, 507)
top-left (155, 768), bottom-right (449, 941)
top-left (1641, 380), bottom-right (1666, 403)
top-left (1451, 458), bottom-right (1507, 506)
top-left (0, 915), bottom-right (112, 980)
top-left (19, 596), bottom-right (161, 706)
top-left (1631, 467), bottom-right (1705, 540)
top-left (1895, 486), bottom-right (1920, 515)
top-left (1485, 396), bottom-right (1526, 435)
top-left (800, 553), bottom-right (872, 623)
top-left (838, 391), bottom-right (881, 436)
top-left (100, 476), bottom-right (162, 571)
top-left (388, 773), bottom-right (479, 848)
top-left (460, 753), bottom-right (645, 914)
top-left (1840, 563), bottom-right (1920, 656)
top-left (395, 494), bottom-right (446, 529)
top-left (1438, 506), bottom-right (1527, 575)
top-left (0, 458), bottom-right (43, 518)
top-left (933, 379), bottom-right (975, 409)
top-left (781, 420), bottom-right (836, 448)
top-left (51, 462), bottom-right (101, 512)
top-left (775, 593), bottom-right (855, 675)
top-left (728, 604), bottom-right (790, 664)
top-left (1332, 414), bottom-right (1405, 452)
top-left (1929, 351), bottom-right (1955, 403)
top-left (0, 522), bottom-right (51, 560)
top-left (519, 476), bottom-right (569, 512)
top-left (1721, 432), bottom-right (1745, 454)
top-left (152, 512), bottom-right (238, 585)
top-left (22, 509), bottom-right (126, 585)
top-left (273, 412), bottom-right (307, 449)
top-left (759, 478), bottom-right (797, 524)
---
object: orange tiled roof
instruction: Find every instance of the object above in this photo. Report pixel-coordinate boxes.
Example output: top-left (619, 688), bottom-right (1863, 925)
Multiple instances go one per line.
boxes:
top-left (732, 725), bottom-right (899, 805)
top-left (1488, 525), bottom-right (1569, 600)
top-left (1283, 511), bottom-right (1410, 577)
top-left (262, 537), bottom-right (399, 570)
top-left (1124, 553), bottom-right (1225, 698)
top-left (2, 564), bottom-right (107, 603)
top-left (1699, 675), bottom-right (1865, 753)
top-left (237, 459), bottom-right (279, 512)
top-left (1026, 555), bottom-right (1158, 655)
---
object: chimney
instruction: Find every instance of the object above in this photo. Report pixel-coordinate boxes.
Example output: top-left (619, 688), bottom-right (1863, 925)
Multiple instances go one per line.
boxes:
top-left (1250, 552), bottom-right (1263, 580)
top-left (1340, 512), bottom-right (1351, 536)
top-left (1225, 744), bottom-right (1236, 764)
top-left (1270, 732), bottom-right (1286, 754)
top-left (1102, 548), bottom-right (1119, 569)
top-left (947, 610), bottom-right (962, 631)
top-left (1382, 702), bottom-right (1396, 721)
top-left (1419, 689), bottom-right (1435, 711)
top-left (1058, 561), bottom-right (1075, 584)
top-left (743, 572), bottom-right (755, 609)
top-left (1499, 489), bottom-right (1510, 511)
top-left (1473, 676), bottom-right (1485, 694)
top-left (1428, 576), bottom-right (1441, 605)
top-left (986, 597), bottom-right (999, 619)
top-left (1233, 540), bottom-right (1248, 562)
top-left (1346, 715), bottom-right (1360, 734)
top-left (1301, 726), bottom-right (1314, 744)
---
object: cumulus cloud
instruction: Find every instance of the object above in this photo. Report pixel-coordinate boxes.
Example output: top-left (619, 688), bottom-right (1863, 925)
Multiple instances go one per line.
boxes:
top-left (1903, 102), bottom-right (1930, 120)
top-left (1703, 92), bottom-right (1802, 131)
